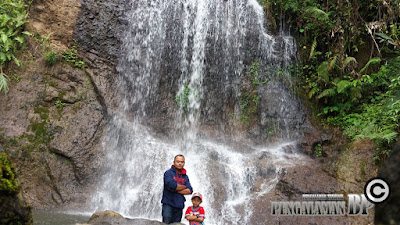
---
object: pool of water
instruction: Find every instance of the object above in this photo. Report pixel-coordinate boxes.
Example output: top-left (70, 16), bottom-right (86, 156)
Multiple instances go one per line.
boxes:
top-left (32, 210), bottom-right (91, 225)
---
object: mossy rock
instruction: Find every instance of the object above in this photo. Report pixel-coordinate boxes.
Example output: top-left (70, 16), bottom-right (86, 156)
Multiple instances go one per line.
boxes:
top-left (0, 153), bottom-right (33, 225)
top-left (0, 153), bottom-right (19, 195)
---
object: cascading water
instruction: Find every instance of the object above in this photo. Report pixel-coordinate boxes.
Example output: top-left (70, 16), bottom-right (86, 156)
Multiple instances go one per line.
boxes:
top-left (91, 0), bottom-right (306, 224)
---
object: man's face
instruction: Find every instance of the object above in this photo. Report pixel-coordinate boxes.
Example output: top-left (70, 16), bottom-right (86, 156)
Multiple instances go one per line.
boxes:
top-left (174, 156), bottom-right (185, 170)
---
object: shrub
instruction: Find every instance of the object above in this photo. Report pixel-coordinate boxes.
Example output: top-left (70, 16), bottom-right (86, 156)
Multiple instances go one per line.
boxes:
top-left (44, 50), bottom-right (58, 66)
top-left (0, 153), bottom-right (19, 195)
top-left (0, 0), bottom-right (31, 95)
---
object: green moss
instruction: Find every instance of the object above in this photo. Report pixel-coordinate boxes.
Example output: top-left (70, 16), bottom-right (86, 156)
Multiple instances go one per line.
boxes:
top-left (0, 197), bottom-right (33, 225)
top-left (28, 119), bottom-right (53, 145)
top-left (58, 91), bottom-right (66, 100)
top-left (0, 106), bottom-right (57, 161)
top-left (34, 107), bottom-right (49, 120)
top-left (0, 153), bottom-right (19, 195)
top-left (239, 91), bottom-right (258, 125)
top-left (48, 81), bottom-right (56, 87)
top-left (314, 143), bottom-right (323, 157)
top-left (1, 212), bottom-right (23, 225)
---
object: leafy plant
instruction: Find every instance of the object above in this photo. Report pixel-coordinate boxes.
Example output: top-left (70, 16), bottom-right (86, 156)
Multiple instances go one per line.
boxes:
top-left (268, 0), bottom-right (400, 161)
top-left (62, 46), bottom-right (86, 69)
top-left (175, 84), bottom-right (190, 113)
top-left (376, 24), bottom-right (400, 51)
top-left (239, 92), bottom-right (258, 123)
top-left (55, 100), bottom-right (66, 108)
top-left (0, 0), bottom-right (31, 94)
top-left (314, 143), bottom-right (322, 157)
top-left (250, 61), bottom-right (268, 87)
top-left (44, 50), bottom-right (58, 66)
top-left (326, 57), bottom-right (400, 160)
top-left (12, 75), bottom-right (20, 83)
top-left (0, 73), bottom-right (8, 94)
top-left (33, 32), bottom-right (51, 48)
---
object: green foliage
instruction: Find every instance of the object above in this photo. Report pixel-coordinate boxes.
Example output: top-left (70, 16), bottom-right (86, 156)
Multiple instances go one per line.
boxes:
top-left (0, 153), bottom-right (19, 195)
top-left (0, 72), bottom-right (8, 94)
top-left (12, 74), bottom-right (20, 83)
top-left (359, 57), bottom-right (381, 74)
top-left (250, 61), bottom-right (267, 86)
top-left (175, 84), bottom-right (190, 113)
top-left (376, 24), bottom-right (400, 51)
top-left (240, 92), bottom-right (258, 122)
top-left (268, 0), bottom-right (400, 160)
top-left (1, 106), bottom-right (58, 162)
top-left (55, 100), bottom-right (66, 108)
top-left (44, 50), bottom-right (58, 66)
top-left (325, 57), bottom-right (400, 159)
top-left (28, 116), bottom-right (57, 149)
top-left (314, 143), bottom-right (322, 158)
top-left (33, 32), bottom-right (51, 48)
top-left (304, 6), bottom-right (329, 21)
top-left (239, 60), bottom-right (269, 123)
top-left (34, 107), bottom-right (49, 120)
top-left (0, 0), bottom-right (31, 94)
top-left (258, 0), bottom-right (267, 7)
top-left (62, 46), bottom-right (86, 69)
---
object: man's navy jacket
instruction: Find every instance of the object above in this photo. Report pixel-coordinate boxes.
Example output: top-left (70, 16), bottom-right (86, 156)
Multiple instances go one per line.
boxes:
top-left (161, 165), bottom-right (193, 209)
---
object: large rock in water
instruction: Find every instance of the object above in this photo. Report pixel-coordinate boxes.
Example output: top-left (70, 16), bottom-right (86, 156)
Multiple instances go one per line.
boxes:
top-left (0, 153), bottom-right (32, 224)
top-left (84, 210), bottom-right (184, 225)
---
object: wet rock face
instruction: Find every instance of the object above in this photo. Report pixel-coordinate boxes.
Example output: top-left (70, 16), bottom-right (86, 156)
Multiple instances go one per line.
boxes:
top-left (75, 0), bottom-right (126, 60)
top-left (256, 80), bottom-right (306, 142)
top-left (375, 142), bottom-right (400, 224)
top-left (0, 0), bottom-right (117, 208)
top-left (110, 1), bottom-right (308, 142)
top-left (0, 0), bottom-right (123, 209)
top-left (0, 0), bottom-right (122, 209)
top-left (0, 59), bottom-right (107, 207)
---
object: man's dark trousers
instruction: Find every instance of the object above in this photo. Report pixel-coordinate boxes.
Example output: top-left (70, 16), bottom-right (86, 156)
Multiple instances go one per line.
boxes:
top-left (162, 203), bottom-right (182, 224)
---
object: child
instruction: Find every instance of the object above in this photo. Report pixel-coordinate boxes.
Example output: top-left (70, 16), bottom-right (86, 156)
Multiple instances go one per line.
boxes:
top-left (185, 192), bottom-right (205, 225)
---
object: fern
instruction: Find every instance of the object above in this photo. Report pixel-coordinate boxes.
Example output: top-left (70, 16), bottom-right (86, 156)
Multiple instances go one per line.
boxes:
top-left (359, 57), bottom-right (381, 74)
top-left (327, 55), bottom-right (338, 72)
top-left (350, 86), bottom-right (362, 101)
top-left (343, 56), bottom-right (357, 69)
top-left (308, 87), bottom-right (319, 98)
top-left (317, 88), bottom-right (336, 99)
top-left (376, 32), bottom-right (396, 45)
top-left (0, 73), bottom-right (8, 94)
top-left (309, 37), bottom-right (317, 60)
top-left (304, 7), bottom-right (329, 20)
top-left (336, 80), bottom-right (351, 93)
top-left (354, 123), bottom-right (398, 144)
top-left (317, 61), bottom-right (329, 83)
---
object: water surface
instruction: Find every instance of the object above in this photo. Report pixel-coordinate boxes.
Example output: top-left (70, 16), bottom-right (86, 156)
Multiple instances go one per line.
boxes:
top-left (33, 210), bottom-right (91, 225)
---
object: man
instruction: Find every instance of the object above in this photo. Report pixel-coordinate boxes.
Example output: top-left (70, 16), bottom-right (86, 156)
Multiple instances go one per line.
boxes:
top-left (161, 154), bottom-right (193, 224)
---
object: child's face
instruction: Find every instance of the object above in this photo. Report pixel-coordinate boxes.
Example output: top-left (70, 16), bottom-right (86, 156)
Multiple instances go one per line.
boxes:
top-left (191, 197), bottom-right (202, 208)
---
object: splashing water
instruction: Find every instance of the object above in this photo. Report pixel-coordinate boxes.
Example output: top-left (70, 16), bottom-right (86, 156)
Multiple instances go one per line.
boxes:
top-left (91, 0), bottom-right (303, 224)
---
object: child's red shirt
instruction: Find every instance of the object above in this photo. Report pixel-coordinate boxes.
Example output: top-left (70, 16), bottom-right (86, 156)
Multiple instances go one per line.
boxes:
top-left (185, 206), bottom-right (205, 225)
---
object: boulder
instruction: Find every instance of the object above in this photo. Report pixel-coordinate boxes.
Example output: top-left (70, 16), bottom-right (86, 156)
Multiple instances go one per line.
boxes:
top-left (86, 210), bottom-right (184, 225)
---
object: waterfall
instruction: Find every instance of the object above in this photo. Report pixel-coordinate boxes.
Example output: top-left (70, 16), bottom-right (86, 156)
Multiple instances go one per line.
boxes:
top-left (91, 0), bottom-right (305, 224)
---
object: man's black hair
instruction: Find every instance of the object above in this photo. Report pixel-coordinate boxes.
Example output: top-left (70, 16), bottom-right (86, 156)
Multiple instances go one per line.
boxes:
top-left (174, 154), bottom-right (185, 161)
